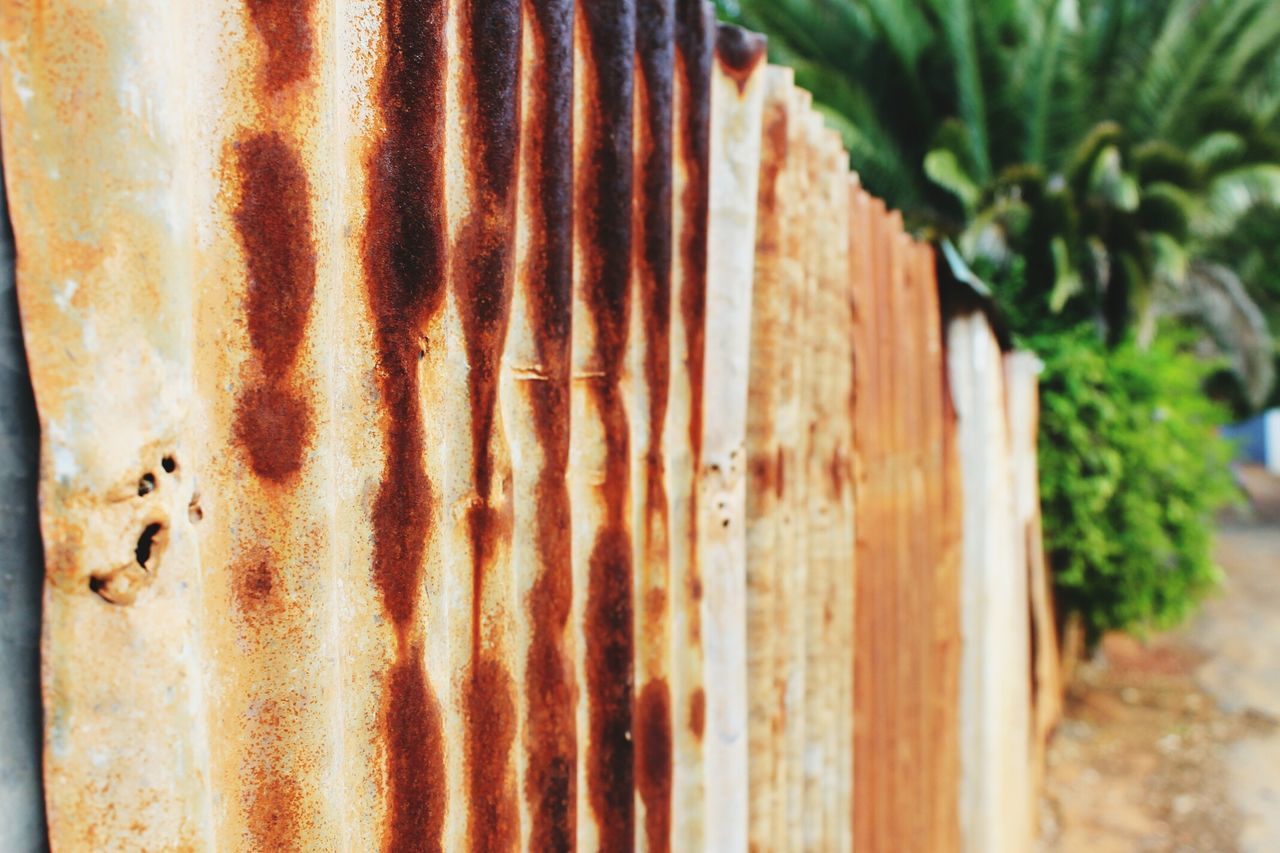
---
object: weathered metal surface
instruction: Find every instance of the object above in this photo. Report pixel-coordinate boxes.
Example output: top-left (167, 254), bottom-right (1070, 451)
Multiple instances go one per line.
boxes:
top-left (1, 2), bottom-right (212, 847)
top-left (1006, 351), bottom-right (1060, 835)
top-left (571, 3), bottom-right (637, 848)
top-left (700, 22), bottom-right (766, 852)
top-left (743, 64), bottom-right (796, 852)
top-left (667, 2), bottom-right (714, 848)
top-left (845, 186), bottom-right (965, 853)
top-left (631, 2), bottom-right (676, 849)
top-left (0, 3), bottom-right (1050, 848)
top-left (0, 150), bottom-right (46, 853)
top-left (949, 310), bottom-right (1033, 853)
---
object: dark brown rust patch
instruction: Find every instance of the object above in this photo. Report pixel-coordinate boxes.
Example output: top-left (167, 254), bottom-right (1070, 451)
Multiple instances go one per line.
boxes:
top-left (231, 131), bottom-right (318, 485)
top-left (234, 133), bottom-right (318, 376)
top-left (525, 520), bottom-right (576, 853)
top-left (364, 1), bottom-right (449, 849)
top-left (688, 686), bottom-right (705, 739)
top-left (466, 659), bottom-right (519, 851)
top-left (585, 526), bottom-right (635, 851)
top-left (635, 0), bottom-right (675, 509)
top-left (578, 0), bottom-right (637, 845)
top-left (635, 0), bottom-right (674, 439)
top-left (233, 384), bottom-right (312, 482)
top-left (634, 4), bottom-right (675, 844)
top-left (675, 0), bottom-right (713, 636)
top-left (713, 23), bottom-right (766, 94)
top-left (675, 0), bottom-right (713, 454)
top-left (245, 0), bottom-right (316, 93)
top-left (635, 680), bottom-right (673, 852)
top-left (455, 0), bottom-right (521, 842)
top-left (519, 0), bottom-right (577, 849)
top-left (382, 649), bottom-right (447, 853)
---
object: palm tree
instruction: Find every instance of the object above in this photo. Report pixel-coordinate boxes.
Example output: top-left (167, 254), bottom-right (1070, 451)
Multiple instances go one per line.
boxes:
top-left (720, 0), bottom-right (1280, 401)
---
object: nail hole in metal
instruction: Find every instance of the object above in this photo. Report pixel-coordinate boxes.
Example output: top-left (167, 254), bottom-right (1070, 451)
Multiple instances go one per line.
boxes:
top-left (135, 523), bottom-right (163, 569)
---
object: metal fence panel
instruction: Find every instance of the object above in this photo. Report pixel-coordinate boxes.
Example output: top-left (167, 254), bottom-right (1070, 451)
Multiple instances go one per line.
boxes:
top-left (0, 3), bottom-right (1044, 849)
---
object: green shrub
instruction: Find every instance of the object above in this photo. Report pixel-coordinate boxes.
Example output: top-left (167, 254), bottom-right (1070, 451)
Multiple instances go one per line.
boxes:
top-left (1033, 328), bottom-right (1239, 641)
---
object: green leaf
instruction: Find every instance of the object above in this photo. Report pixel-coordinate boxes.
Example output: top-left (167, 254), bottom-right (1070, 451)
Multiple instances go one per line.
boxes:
top-left (924, 148), bottom-right (982, 213)
top-left (1048, 236), bottom-right (1083, 311)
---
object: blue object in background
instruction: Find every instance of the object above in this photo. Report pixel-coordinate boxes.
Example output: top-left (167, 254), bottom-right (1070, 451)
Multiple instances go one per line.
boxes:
top-left (1223, 410), bottom-right (1280, 472)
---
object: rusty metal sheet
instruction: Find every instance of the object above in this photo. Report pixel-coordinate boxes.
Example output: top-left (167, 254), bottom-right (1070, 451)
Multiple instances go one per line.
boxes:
top-left (0, 2), bottom-right (1042, 848)
top-left (847, 188), bottom-right (966, 853)
top-left (630, 2), bottom-right (676, 849)
top-left (666, 3), bottom-right (714, 848)
top-left (743, 64), bottom-right (797, 852)
top-left (0, 1), bottom-right (213, 847)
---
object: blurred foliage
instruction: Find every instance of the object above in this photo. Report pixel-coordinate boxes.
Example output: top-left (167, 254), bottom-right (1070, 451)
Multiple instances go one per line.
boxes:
top-left (1034, 326), bottom-right (1238, 640)
top-left (720, 0), bottom-right (1280, 401)
top-left (1201, 202), bottom-right (1280, 410)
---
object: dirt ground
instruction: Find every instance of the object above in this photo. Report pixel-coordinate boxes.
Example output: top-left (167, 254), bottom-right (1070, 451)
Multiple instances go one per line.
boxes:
top-left (1037, 467), bottom-right (1280, 853)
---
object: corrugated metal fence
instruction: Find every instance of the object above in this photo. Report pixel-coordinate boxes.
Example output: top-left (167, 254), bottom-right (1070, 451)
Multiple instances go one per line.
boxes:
top-left (0, 2), bottom-right (1054, 850)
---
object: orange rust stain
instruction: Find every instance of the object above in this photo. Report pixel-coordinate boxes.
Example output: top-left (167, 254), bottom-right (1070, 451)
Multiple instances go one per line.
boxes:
top-left (231, 552), bottom-right (277, 614)
top-left (363, 1), bottom-right (449, 849)
top-left (246, 773), bottom-right (303, 852)
top-left (775, 445), bottom-right (786, 498)
top-left (244, 0), bottom-right (316, 92)
top-left (688, 686), bottom-right (705, 740)
top-left (635, 679), bottom-right (673, 852)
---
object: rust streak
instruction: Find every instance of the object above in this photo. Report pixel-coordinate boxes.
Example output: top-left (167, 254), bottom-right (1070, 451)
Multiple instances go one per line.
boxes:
top-left (246, 764), bottom-right (303, 851)
top-left (577, 1), bottom-right (637, 847)
top-left (675, 0), bottom-right (712, 614)
top-left (519, 0), bottom-right (577, 849)
top-left (688, 686), bottom-right (705, 739)
top-left (231, 132), bottom-right (317, 486)
top-left (364, 1), bottom-right (449, 850)
top-left (636, 680), bottom-right (673, 852)
top-left (455, 0), bottom-right (521, 846)
top-left (633, 0), bottom-right (675, 848)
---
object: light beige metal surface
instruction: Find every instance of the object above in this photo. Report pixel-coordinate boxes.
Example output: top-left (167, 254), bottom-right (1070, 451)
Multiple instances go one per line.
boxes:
top-left (949, 312), bottom-right (1033, 853)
